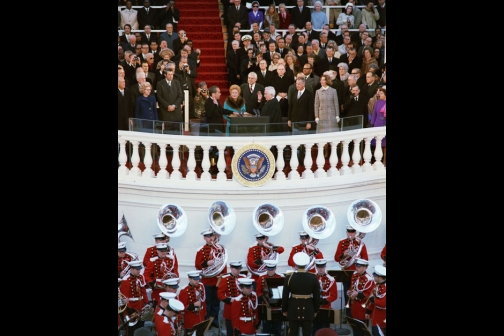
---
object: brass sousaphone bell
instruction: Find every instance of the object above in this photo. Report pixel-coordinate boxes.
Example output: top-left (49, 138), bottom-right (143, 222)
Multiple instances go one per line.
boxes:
top-left (301, 205), bottom-right (336, 270)
top-left (157, 204), bottom-right (188, 237)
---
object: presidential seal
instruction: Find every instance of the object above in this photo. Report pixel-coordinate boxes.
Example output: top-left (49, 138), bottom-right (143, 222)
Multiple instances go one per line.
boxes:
top-left (231, 143), bottom-right (276, 187)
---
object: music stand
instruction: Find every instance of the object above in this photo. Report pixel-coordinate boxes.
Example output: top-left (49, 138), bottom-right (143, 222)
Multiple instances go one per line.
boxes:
top-left (314, 308), bottom-right (340, 325)
top-left (345, 316), bottom-right (372, 336)
top-left (327, 270), bottom-right (355, 335)
top-left (186, 317), bottom-right (214, 336)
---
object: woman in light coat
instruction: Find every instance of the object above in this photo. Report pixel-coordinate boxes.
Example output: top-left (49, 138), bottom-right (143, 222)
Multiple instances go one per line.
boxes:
top-left (314, 74), bottom-right (339, 133)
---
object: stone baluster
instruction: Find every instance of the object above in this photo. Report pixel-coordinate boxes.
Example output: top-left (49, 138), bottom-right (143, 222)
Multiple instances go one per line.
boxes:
top-left (185, 144), bottom-right (197, 180)
top-left (372, 135), bottom-right (385, 171)
top-left (142, 141), bottom-right (154, 178)
top-left (170, 143), bottom-right (182, 179)
top-left (274, 145), bottom-right (286, 181)
top-left (339, 140), bottom-right (351, 175)
top-left (216, 145), bottom-right (227, 181)
top-left (200, 144), bottom-right (212, 181)
top-left (118, 139), bottom-right (129, 175)
top-left (314, 142), bottom-right (326, 178)
top-left (302, 144), bottom-right (314, 179)
top-left (327, 141), bottom-right (339, 177)
top-left (351, 139), bottom-right (362, 174)
top-left (157, 143), bottom-right (170, 179)
top-left (289, 144), bottom-right (300, 179)
top-left (361, 138), bottom-right (373, 172)
top-left (129, 141), bottom-right (142, 176)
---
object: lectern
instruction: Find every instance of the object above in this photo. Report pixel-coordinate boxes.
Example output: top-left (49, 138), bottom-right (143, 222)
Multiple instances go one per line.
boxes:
top-left (228, 116), bottom-right (270, 135)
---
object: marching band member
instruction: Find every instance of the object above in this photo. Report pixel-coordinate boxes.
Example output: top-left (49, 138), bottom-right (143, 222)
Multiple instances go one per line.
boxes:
top-left (247, 233), bottom-right (285, 285)
top-left (347, 258), bottom-right (375, 336)
top-left (154, 294), bottom-right (185, 336)
top-left (380, 244), bottom-right (386, 267)
top-left (118, 242), bottom-right (134, 280)
top-left (179, 271), bottom-right (207, 335)
top-left (231, 278), bottom-right (259, 336)
top-left (255, 260), bottom-right (284, 336)
top-left (287, 231), bottom-right (324, 273)
top-left (282, 252), bottom-right (321, 336)
top-left (334, 225), bottom-right (369, 308)
top-left (365, 265), bottom-right (386, 336)
top-left (119, 260), bottom-right (149, 335)
top-left (143, 232), bottom-right (171, 267)
top-left (144, 242), bottom-right (179, 308)
top-left (312, 259), bottom-right (338, 335)
top-left (218, 261), bottom-right (247, 336)
top-left (194, 228), bottom-right (227, 328)
top-left (162, 278), bottom-right (180, 299)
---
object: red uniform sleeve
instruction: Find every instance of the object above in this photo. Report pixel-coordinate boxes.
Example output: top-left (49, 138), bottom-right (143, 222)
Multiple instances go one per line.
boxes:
top-left (143, 246), bottom-right (154, 267)
top-left (247, 246), bottom-right (261, 269)
top-left (217, 277), bottom-right (229, 301)
top-left (231, 299), bottom-right (241, 331)
top-left (179, 288), bottom-right (189, 310)
top-left (380, 244), bottom-right (386, 261)
top-left (334, 240), bottom-right (344, 262)
top-left (287, 246), bottom-right (297, 268)
top-left (325, 279), bottom-right (338, 303)
top-left (141, 276), bottom-right (149, 304)
top-left (144, 260), bottom-right (155, 283)
top-left (173, 254), bottom-right (179, 277)
top-left (195, 248), bottom-right (204, 270)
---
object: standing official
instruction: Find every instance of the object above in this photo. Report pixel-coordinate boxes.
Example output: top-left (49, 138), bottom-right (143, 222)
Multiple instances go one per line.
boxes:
top-left (347, 259), bottom-right (374, 336)
top-left (365, 265), bottom-right (386, 336)
top-left (231, 278), bottom-right (259, 335)
top-left (255, 260), bottom-right (284, 336)
top-left (218, 261), bottom-right (247, 336)
top-left (282, 252), bottom-right (321, 336)
top-left (287, 231), bottom-right (324, 273)
top-left (179, 271), bottom-right (207, 334)
top-left (119, 260), bottom-right (149, 335)
top-left (156, 68), bottom-right (184, 128)
top-left (312, 259), bottom-right (338, 335)
top-left (194, 229), bottom-right (227, 328)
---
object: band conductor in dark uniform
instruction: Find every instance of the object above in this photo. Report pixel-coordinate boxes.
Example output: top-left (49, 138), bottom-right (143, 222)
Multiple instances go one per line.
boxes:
top-left (282, 252), bottom-right (321, 336)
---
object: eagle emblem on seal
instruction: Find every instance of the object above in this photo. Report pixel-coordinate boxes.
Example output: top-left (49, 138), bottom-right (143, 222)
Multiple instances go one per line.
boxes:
top-left (241, 154), bottom-right (266, 178)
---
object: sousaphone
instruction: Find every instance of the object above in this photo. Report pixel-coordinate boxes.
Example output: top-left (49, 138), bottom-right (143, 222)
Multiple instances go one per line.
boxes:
top-left (118, 213), bottom-right (134, 243)
top-left (340, 199), bottom-right (382, 269)
top-left (301, 205), bottom-right (336, 270)
top-left (201, 201), bottom-right (236, 278)
top-left (248, 203), bottom-right (284, 277)
top-left (157, 204), bottom-right (188, 237)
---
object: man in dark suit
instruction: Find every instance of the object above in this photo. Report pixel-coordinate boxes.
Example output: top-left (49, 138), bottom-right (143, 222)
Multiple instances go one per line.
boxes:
top-left (276, 38), bottom-right (289, 58)
top-left (263, 41), bottom-right (277, 66)
top-left (156, 68), bottom-right (184, 129)
top-left (290, 0), bottom-right (312, 29)
top-left (271, 65), bottom-right (293, 119)
top-left (322, 24), bottom-right (338, 43)
top-left (141, 25), bottom-right (158, 47)
top-left (138, 1), bottom-right (158, 30)
top-left (342, 84), bottom-right (369, 126)
top-left (304, 22), bottom-right (319, 42)
top-left (204, 85), bottom-right (232, 135)
top-left (118, 76), bottom-right (135, 131)
top-left (175, 54), bottom-right (197, 118)
top-left (240, 72), bottom-right (265, 116)
top-left (363, 71), bottom-right (379, 99)
top-left (282, 252), bottom-right (320, 336)
top-left (255, 59), bottom-right (275, 87)
top-left (227, 40), bottom-right (243, 86)
top-left (258, 86), bottom-right (282, 134)
top-left (288, 78), bottom-right (315, 135)
top-left (318, 46), bottom-right (340, 75)
top-left (158, 1), bottom-right (180, 31)
top-left (227, 0), bottom-right (249, 34)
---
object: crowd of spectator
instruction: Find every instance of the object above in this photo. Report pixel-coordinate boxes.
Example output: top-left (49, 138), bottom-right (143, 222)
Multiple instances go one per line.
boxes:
top-left (118, 0), bottom-right (386, 164)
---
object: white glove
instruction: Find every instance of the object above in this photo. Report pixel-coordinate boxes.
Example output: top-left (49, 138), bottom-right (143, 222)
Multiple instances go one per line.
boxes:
top-left (150, 257), bottom-right (159, 262)
top-left (315, 117), bottom-right (319, 124)
top-left (336, 117), bottom-right (340, 123)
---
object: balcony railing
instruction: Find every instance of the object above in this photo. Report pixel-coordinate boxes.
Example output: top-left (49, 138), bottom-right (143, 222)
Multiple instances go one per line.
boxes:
top-left (118, 121), bottom-right (385, 186)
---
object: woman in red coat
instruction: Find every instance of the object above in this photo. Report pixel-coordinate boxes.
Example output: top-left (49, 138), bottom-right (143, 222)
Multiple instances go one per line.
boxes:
top-left (278, 3), bottom-right (291, 29)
